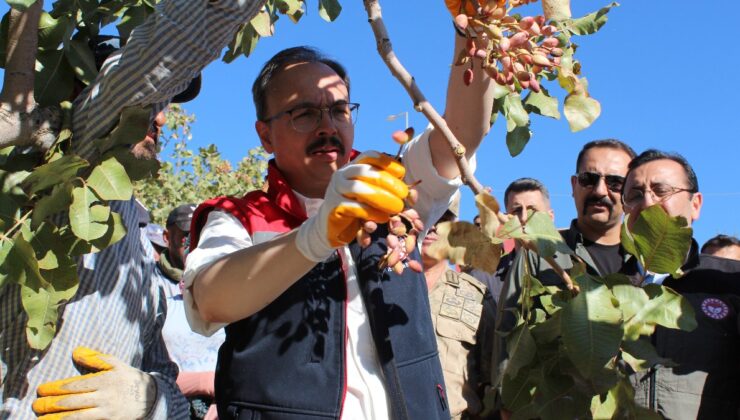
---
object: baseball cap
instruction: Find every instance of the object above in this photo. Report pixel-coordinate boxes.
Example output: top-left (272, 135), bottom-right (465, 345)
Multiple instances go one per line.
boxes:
top-left (145, 223), bottom-right (167, 248)
top-left (166, 204), bottom-right (196, 232)
top-left (90, 35), bottom-right (201, 103)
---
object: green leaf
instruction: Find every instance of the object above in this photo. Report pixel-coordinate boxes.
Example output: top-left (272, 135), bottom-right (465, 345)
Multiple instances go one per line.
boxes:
top-left (31, 181), bottom-right (74, 228)
top-left (492, 83), bottom-right (510, 100)
top-left (0, 238), bottom-right (17, 288)
top-left (69, 187), bottom-right (109, 241)
top-left (427, 221), bottom-right (501, 273)
top-left (621, 205), bottom-right (693, 278)
top-left (534, 367), bottom-right (592, 420)
top-left (530, 310), bottom-right (561, 344)
top-left (22, 261), bottom-right (79, 349)
top-left (501, 365), bottom-right (536, 411)
top-left (87, 157), bottom-right (133, 201)
top-left (6, 0), bottom-right (36, 11)
top-left (567, 2), bottom-right (619, 36)
top-left (474, 191), bottom-right (501, 240)
top-left (318, 0), bottom-right (342, 22)
top-left (240, 23), bottom-right (261, 58)
top-left (38, 12), bottom-right (72, 51)
top-left (35, 49), bottom-right (75, 106)
top-left (524, 89), bottom-right (560, 120)
top-left (505, 324), bottom-right (537, 380)
top-left (97, 105), bottom-right (152, 152)
top-left (610, 284), bottom-right (648, 325)
top-left (90, 211), bottom-right (127, 252)
top-left (630, 284), bottom-right (697, 333)
top-left (621, 337), bottom-right (675, 372)
top-left (523, 212), bottom-right (573, 258)
top-left (104, 147), bottom-right (160, 182)
top-left (503, 93), bottom-right (529, 128)
top-left (561, 274), bottom-right (623, 379)
top-left (65, 37), bottom-right (98, 85)
top-left (22, 154), bottom-right (88, 193)
top-left (506, 124), bottom-right (531, 157)
top-left (276, 0), bottom-right (305, 22)
top-left (564, 93), bottom-right (601, 132)
top-left (116, 3), bottom-right (149, 42)
top-left (250, 9), bottom-right (273, 37)
top-left (497, 215), bottom-right (526, 241)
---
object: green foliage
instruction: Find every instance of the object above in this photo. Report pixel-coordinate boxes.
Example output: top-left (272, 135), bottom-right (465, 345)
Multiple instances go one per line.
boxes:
top-left (621, 204), bottom-right (693, 279)
top-left (483, 2), bottom-right (618, 153)
top-left (433, 192), bottom-right (695, 417)
top-left (223, 0), bottom-right (328, 62)
top-left (133, 105), bottom-right (268, 226)
top-left (0, 0), bottom-right (338, 351)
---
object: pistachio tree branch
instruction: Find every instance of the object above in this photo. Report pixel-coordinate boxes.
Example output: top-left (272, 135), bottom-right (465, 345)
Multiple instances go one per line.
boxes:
top-left (0, 0), bottom-right (61, 151)
top-left (361, 0), bottom-right (483, 195)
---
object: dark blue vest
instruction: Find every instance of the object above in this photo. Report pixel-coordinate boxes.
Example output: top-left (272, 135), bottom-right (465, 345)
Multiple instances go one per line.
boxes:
top-left (215, 226), bottom-right (450, 419)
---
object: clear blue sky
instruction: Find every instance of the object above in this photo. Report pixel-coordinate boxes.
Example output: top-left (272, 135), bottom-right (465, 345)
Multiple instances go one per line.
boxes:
top-left (6, 1), bottom-right (740, 245)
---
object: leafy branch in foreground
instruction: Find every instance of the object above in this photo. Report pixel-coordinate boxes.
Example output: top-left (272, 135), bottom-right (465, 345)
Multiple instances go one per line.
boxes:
top-left (430, 192), bottom-right (696, 419)
top-left (0, 0), bottom-right (334, 350)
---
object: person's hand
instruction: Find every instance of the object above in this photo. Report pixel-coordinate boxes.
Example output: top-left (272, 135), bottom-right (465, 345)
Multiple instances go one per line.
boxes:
top-left (296, 151), bottom-right (408, 261)
top-left (33, 347), bottom-right (156, 420)
top-left (446, 0), bottom-right (484, 17)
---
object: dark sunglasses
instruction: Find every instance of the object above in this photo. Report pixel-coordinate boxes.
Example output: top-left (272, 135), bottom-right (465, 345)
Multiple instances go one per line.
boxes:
top-left (575, 172), bottom-right (625, 193)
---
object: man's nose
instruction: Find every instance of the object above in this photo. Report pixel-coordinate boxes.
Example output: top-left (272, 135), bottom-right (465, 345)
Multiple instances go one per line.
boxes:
top-left (592, 176), bottom-right (609, 196)
top-left (315, 109), bottom-right (338, 137)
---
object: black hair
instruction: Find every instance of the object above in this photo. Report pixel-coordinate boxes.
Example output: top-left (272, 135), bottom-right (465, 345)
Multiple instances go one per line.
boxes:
top-left (626, 149), bottom-right (699, 193)
top-left (252, 46), bottom-right (350, 121)
top-left (701, 234), bottom-right (740, 254)
top-left (575, 139), bottom-right (637, 173)
top-left (504, 177), bottom-right (550, 208)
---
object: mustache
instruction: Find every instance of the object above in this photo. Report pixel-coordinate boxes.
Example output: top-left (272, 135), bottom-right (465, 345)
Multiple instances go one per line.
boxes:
top-left (306, 136), bottom-right (346, 156)
top-left (582, 195), bottom-right (614, 215)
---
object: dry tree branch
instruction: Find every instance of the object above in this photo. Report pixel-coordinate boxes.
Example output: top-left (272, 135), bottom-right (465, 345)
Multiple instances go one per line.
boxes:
top-left (362, 0), bottom-right (483, 195)
top-left (0, 0), bottom-right (61, 151)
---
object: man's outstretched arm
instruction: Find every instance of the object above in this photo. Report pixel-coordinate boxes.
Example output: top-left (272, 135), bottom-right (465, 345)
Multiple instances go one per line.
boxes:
top-left (428, 27), bottom-right (495, 180)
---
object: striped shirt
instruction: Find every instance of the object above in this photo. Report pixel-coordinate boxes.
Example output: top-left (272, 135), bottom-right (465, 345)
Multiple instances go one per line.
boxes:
top-left (1, 1), bottom-right (265, 418)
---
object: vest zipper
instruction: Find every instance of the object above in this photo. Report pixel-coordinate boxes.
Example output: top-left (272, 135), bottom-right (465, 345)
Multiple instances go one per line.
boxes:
top-left (436, 384), bottom-right (448, 411)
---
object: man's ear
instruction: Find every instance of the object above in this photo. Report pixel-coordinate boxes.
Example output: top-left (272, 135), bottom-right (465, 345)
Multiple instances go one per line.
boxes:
top-left (570, 175), bottom-right (579, 198)
top-left (162, 229), bottom-right (170, 247)
top-left (255, 120), bottom-right (273, 153)
top-left (548, 209), bottom-right (555, 222)
top-left (690, 192), bottom-right (703, 222)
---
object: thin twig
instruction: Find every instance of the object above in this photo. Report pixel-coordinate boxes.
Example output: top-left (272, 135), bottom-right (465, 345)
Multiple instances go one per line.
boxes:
top-left (544, 255), bottom-right (576, 291)
top-left (361, 0), bottom-right (483, 195)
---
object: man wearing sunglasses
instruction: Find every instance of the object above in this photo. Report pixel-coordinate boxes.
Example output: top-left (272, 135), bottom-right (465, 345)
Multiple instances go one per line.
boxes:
top-left (493, 140), bottom-right (636, 416)
top-left (182, 13), bottom-right (495, 420)
top-left (622, 150), bottom-right (740, 420)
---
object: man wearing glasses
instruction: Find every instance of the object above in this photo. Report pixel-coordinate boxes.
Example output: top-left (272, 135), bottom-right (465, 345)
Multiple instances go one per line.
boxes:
top-left (622, 150), bottom-right (740, 419)
top-left (182, 35), bottom-right (494, 420)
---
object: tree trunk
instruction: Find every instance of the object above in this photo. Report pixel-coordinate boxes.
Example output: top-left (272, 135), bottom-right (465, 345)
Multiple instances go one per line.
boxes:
top-left (0, 0), bottom-right (61, 151)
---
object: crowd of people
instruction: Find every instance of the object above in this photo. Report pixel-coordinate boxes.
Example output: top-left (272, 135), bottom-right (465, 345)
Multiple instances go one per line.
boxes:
top-left (1, 0), bottom-right (738, 419)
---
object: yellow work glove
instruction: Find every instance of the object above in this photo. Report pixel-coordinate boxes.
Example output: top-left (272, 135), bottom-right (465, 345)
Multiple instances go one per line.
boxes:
top-left (33, 347), bottom-right (157, 420)
top-left (296, 151), bottom-right (408, 261)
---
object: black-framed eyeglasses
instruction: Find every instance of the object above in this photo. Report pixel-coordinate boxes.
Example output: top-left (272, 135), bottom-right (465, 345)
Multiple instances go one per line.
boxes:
top-left (262, 102), bottom-right (360, 133)
top-left (575, 172), bottom-right (625, 193)
top-left (621, 183), bottom-right (695, 210)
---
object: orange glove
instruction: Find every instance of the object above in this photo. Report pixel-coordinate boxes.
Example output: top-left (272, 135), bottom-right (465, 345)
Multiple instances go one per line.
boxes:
top-left (33, 347), bottom-right (156, 420)
top-left (296, 151), bottom-right (408, 261)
